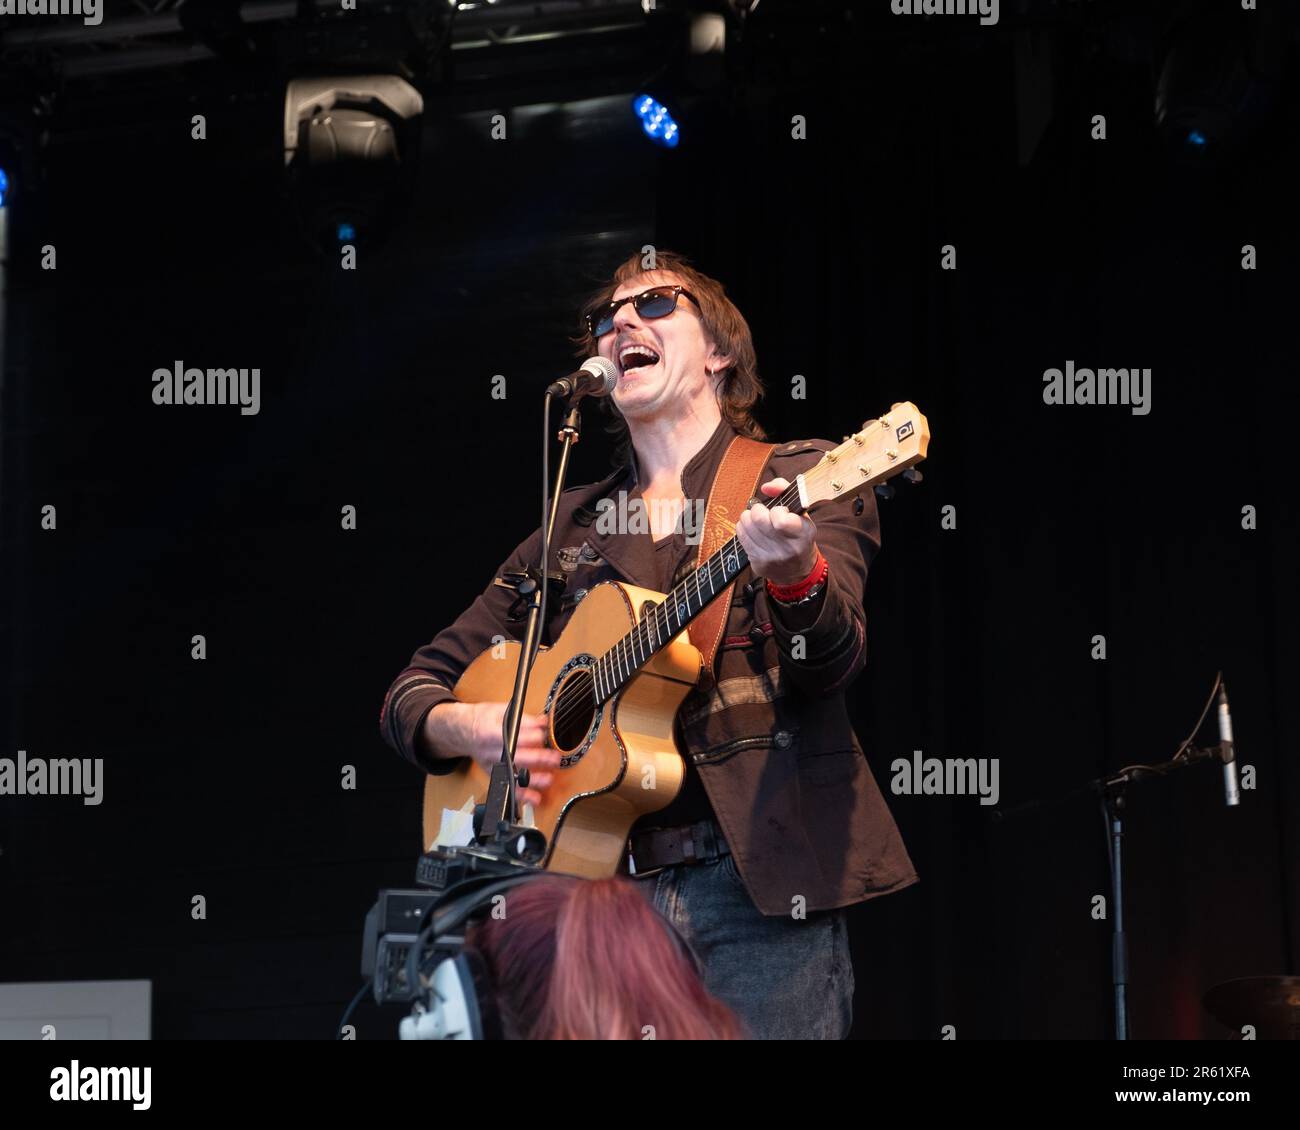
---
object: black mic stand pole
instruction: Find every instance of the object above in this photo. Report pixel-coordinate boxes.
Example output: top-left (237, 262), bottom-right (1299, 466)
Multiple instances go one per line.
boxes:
top-left (1100, 776), bottom-right (1129, 1040)
top-left (477, 393), bottom-right (581, 855)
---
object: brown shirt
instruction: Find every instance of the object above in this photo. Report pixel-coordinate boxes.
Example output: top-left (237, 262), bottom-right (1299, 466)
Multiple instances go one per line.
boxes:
top-left (380, 417), bottom-right (919, 916)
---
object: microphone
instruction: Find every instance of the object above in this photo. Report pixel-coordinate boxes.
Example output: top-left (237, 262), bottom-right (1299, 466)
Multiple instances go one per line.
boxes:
top-left (1218, 682), bottom-right (1240, 807)
top-left (546, 357), bottom-right (618, 400)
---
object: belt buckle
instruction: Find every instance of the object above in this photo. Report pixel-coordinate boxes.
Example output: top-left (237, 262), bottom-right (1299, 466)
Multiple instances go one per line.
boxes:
top-left (626, 841), bottom-right (666, 881)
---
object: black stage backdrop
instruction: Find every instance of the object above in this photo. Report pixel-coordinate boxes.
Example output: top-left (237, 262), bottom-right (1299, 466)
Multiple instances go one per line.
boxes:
top-left (2, 3), bottom-right (1297, 1040)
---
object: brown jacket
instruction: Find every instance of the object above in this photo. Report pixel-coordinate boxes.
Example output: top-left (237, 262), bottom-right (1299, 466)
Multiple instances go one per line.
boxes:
top-left (380, 417), bottom-right (918, 916)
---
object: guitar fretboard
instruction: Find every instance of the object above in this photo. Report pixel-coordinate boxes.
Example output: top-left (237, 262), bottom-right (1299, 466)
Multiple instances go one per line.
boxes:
top-left (591, 480), bottom-right (802, 704)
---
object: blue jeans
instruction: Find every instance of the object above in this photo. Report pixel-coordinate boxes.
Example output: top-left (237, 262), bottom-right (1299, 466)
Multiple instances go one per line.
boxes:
top-left (633, 852), bottom-right (855, 1039)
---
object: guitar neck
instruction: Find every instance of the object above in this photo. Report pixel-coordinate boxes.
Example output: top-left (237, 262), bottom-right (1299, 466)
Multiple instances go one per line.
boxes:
top-left (586, 402), bottom-right (930, 704)
top-left (590, 481), bottom-right (802, 705)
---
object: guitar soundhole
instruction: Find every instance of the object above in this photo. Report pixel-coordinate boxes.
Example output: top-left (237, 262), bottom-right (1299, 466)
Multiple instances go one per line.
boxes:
top-left (551, 668), bottom-right (598, 756)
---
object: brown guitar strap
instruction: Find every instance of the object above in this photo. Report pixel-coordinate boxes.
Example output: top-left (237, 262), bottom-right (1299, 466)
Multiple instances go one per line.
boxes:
top-left (687, 434), bottom-right (777, 686)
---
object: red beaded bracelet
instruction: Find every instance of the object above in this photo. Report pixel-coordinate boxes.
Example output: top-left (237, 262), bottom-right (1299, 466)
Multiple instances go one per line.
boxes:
top-left (766, 548), bottom-right (829, 604)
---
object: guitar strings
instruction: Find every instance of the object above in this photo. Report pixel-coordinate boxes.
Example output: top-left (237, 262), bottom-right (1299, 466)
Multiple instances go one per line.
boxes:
top-left (550, 503), bottom-right (778, 737)
top-left (547, 479), bottom-right (807, 737)
top-left (549, 670), bottom-right (596, 749)
top-left (592, 480), bottom-right (802, 709)
top-left (596, 480), bottom-right (802, 695)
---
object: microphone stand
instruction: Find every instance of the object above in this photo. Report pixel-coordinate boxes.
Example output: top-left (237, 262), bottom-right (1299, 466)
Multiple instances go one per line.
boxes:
top-left (476, 393), bottom-right (582, 855)
top-left (994, 734), bottom-right (1236, 1040)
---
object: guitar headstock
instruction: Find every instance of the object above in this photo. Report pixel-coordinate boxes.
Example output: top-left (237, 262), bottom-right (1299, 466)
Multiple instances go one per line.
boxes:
top-left (796, 401), bottom-right (930, 510)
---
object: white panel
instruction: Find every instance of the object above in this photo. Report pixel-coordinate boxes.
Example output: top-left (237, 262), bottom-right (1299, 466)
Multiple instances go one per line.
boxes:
top-left (0, 980), bottom-right (151, 1040)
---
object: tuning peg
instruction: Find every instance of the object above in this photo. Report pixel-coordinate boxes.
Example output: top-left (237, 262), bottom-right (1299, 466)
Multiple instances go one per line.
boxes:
top-left (903, 468), bottom-right (923, 484)
top-left (874, 482), bottom-right (896, 501)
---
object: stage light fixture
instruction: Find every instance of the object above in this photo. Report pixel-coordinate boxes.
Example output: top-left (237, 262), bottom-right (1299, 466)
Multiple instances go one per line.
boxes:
top-left (633, 94), bottom-right (681, 148)
top-left (283, 75), bottom-right (424, 255)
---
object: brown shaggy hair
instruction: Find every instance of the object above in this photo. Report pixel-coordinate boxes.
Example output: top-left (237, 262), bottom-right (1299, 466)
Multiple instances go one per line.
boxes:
top-left (573, 249), bottom-right (767, 467)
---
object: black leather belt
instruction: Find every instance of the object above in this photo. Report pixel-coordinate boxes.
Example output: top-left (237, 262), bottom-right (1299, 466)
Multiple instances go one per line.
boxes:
top-left (627, 818), bottom-right (731, 878)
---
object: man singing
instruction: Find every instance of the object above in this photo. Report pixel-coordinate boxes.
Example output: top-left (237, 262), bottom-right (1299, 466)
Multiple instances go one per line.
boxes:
top-left (379, 249), bottom-right (917, 1039)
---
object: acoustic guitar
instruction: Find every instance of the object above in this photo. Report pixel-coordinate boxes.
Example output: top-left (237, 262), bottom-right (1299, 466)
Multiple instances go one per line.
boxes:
top-left (423, 402), bottom-right (930, 875)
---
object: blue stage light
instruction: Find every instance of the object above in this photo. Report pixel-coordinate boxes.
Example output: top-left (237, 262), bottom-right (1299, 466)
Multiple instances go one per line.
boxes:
top-left (633, 94), bottom-right (680, 149)
top-left (0, 168), bottom-right (9, 207)
top-left (1186, 130), bottom-right (1208, 148)
top-left (337, 221), bottom-right (356, 241)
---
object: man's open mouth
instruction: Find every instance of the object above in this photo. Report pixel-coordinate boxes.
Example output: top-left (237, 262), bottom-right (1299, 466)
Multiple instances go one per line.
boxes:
top-left (618, 343), bottom-right (661, 377)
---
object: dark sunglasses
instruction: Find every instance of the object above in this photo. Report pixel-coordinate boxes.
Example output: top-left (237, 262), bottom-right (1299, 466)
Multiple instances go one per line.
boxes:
top-left (586, 285), bottom-right (701, 338)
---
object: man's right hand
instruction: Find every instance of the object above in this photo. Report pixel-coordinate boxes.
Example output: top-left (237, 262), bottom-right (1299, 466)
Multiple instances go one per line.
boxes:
top-left (423, 701), bottom-right (560, 808)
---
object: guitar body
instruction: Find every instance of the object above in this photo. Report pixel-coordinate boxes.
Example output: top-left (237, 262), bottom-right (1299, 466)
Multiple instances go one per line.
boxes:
top-left (421, 580), bottom-right (701, 876)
